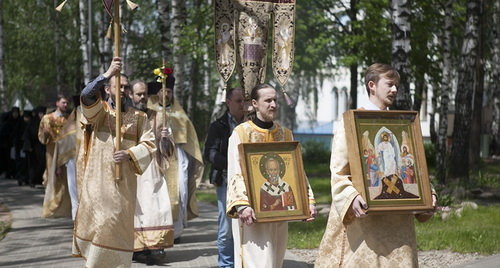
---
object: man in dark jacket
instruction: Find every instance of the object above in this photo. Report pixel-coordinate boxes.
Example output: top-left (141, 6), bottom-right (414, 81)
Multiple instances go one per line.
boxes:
top-left (204, 87), bottom-right (244, 268)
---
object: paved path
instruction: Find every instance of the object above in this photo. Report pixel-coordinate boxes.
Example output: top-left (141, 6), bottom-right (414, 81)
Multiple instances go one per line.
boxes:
top-left (0, 179), bottom-right (308, 268)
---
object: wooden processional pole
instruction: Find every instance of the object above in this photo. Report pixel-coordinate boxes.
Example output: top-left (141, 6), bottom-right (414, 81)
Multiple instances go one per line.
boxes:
top-left (162, 60), bottom-right (167, 128)
top-left (114, 1), bottom-right (122, 179)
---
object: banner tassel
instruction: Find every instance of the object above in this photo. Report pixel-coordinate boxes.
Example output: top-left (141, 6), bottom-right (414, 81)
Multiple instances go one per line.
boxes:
top-left (55, 0), bottom-right (68, 12)
top-left (126, 0), bottom-right (139, 10)
top-left (105, 22), bottom-right (113, 39)
top-left (283, 88), bottom-right (294, 107)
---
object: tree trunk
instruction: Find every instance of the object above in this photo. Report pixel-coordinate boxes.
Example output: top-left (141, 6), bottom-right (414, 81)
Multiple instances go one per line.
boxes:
top-left (349, 64), bottom-right (358, 109)
top-left (280, 78), bottom-right (300, 130)
top-left (429, 80), bottom-right (437, 145)
top-left (171, 0), bottom-right (188, 107)
top-left (391, 0), bottom-right (412, 110)
top-left (449, 0), bottom-right (481, 183)
top-left (469, 0), bottom-right (484, 168)
top-left (349, 0), bottom-right (358, 109)
top-left (436, 0), bottom-right (453, 184)
top-left (79, 0), bottom-right (91, 85)
top-left (53, 0), bottom-right (61, 94)
top-left (0, 0), bottom-right (6, 111)
top-left (97, 9), bottom-right (112, 73)
top-left (157, 0), bottom-right (172, 61)
top-left (122, 5), bottom-right (134, 71)
top-left (491, 0), bottom-right (500, 155)
top-left (412, 77), bottom-right (425, 113)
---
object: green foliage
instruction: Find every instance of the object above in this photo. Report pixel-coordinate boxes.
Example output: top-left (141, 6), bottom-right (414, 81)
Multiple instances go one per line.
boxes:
top-left (3, 0), bottom-right (82, 107)
top-left (287, 214), bottom-right (327, 249)
top-left (302, 141), bottom-right (330, 164)
top-left (0, 220), bottom-right (10, 241)
top-left (126, 1), bottom-right (163, 81)
top-left (302, 141), bottom-right (331, 177)
top-left (415, 205), bottom-right (500, 254)
top-left (424, 142), bottom-right (436, 170)
top-left (308, 177), bottom-right (332, 204)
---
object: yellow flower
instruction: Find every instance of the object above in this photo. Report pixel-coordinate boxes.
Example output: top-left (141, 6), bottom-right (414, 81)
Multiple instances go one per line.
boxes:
top-left (153, 68), bottom-right (161, 75)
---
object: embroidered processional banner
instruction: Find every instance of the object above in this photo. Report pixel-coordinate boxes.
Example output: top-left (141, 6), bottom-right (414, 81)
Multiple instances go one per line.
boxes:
top-left (214, 0), bottom-right (296, 99)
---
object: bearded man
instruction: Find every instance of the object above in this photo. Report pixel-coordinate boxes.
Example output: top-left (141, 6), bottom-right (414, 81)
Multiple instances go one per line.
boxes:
top-left (226, 83), bottom-right (316, 268)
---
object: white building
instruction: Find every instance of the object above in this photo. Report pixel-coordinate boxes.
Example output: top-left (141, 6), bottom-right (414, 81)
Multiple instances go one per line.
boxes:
top-left (293, 67), bottom-right (433, 149)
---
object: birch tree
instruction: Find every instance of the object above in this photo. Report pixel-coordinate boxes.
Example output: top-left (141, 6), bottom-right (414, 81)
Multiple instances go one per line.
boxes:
top-left (469, 0), bottom-right (485, 168)
top-left (157, 0), bottom-right (172, 61)
top-left (171, 0), bottom-right (187, 107)
top-left (491, 0), bottom-right (500, 155)
top-left (436, 0), bottom-right (453, 183)
top-left (79, 0), bottom-right (91, 84)
top-left (0, 0), bottom-right (6, 111)
top-left (391, 0), bottom-right (412, 110)
top-left (450, 0), bottom-right (482, 183)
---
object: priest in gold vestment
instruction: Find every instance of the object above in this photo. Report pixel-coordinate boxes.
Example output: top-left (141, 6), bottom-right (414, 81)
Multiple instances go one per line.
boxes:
top-left (147, 78), bottom-right (204, 241)
top-left (72, 57), bottom-right (156, 268)
top-left (38, 95), bottom-right (73, 218)
top-left (226, 84), bottom-right (317, 268)
top-left (315, 64), bottom-right (437, 268)
top-left (129, 80), bottom-right (175, 264)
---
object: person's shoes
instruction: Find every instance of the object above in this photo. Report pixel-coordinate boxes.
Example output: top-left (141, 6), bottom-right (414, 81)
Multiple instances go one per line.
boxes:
top-left (150, 249), bottom-right (166, 265)
top-left (174, 237), bottom-right (181, 244)
top-left (133, 250), bottom-right (150, 263)
top-left (145, 255), bottom-right (155, 266)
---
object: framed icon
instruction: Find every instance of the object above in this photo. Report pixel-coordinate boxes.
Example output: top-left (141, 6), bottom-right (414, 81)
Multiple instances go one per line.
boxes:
top-left (238, 141), bottom-right (310, 222)
top-left (344, 110), bottom-right (433, 214)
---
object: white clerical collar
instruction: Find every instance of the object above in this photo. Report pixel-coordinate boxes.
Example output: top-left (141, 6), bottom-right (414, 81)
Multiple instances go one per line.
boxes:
top-left (364, 100), bottom-right (388, 111)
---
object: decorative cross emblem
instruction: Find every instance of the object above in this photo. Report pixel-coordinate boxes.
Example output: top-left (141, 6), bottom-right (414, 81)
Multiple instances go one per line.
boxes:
top-left (265, 183), bottom-right (275, 193)
top-left (277, 183), bottom-right (286, 194)
top-left (383, 177), bottom-right (400, 194)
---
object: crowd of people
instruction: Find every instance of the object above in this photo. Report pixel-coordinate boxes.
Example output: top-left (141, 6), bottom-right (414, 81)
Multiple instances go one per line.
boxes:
top-left (0, 105), bottom-right (47, 187)
top-left (0, 61), bottom-right (437, 268)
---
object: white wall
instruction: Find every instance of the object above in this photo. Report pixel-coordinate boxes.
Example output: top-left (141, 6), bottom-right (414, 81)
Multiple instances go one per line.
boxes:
top-left (295, 66), bottom-right (432, 138)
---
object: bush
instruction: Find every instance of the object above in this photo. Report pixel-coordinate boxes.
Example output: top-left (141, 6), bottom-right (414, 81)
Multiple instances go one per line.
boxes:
top-left (302, 141), bottom-right (331, 177)
top-left (302, 141), bottom-right (330, 164)
top-left (424, 142), bottom-right (436, 170)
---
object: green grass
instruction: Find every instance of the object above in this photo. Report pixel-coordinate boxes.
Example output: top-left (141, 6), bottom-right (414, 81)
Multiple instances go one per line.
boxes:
top-left (0, 221), bottom-right (10, 241)
top-left (196, 190), bottom-right (217, 206)
top-left (416, 205), bottom-right (500, 254)
top-left (0, 204), bottom-right (11, 241)
top-left (287, 214), bottom-right (328, 249)
top-left (287, 205), bottom-right (500, 253)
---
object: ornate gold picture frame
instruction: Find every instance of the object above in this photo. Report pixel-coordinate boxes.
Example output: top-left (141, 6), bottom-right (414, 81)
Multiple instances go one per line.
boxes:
top-left (238, 141), bottom-right (310, 222)
top-left (344, 110), bottom-right (433, 214)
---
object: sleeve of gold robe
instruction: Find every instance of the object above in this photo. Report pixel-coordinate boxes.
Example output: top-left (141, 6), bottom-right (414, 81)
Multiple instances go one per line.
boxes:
top-left (38, 115), bottom-right (52, 145)
top-left (330, 118), bottom-right (359, 224)
top-left (81, 97), bottom-right (105, 124)
top-left (225, 130), bottom-right (250, 218)
top-left (127, 112), bottom-right (156, 175)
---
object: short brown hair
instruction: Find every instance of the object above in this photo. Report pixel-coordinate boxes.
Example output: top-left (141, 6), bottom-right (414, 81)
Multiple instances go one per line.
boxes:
top-left (56, 94), bottom-right (68, 102)
top-left (364, 63), bottom-right (400, 96)
top-left (250, 83), bottom-right (275, 101)
top-left (226, 87), bottom-right (243, 101)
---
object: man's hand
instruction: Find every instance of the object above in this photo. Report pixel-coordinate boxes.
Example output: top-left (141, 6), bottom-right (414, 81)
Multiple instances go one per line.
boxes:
top-left (160, 127), bottom-right (171, 138)
top-left (55, 166), bottom-right (63, 177)
top-left (351, 195), bottom-right (368, 218)
top-left (415, 194), bottom-right (437, 222)
top-left (103, 57), bottom-right (122, 79)
top-left (305, 204), bottom-right (317, 222)
top-left (238, 207), bottom-right (256, 226)
top-left (113, 150), bottom-right (131, 163)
